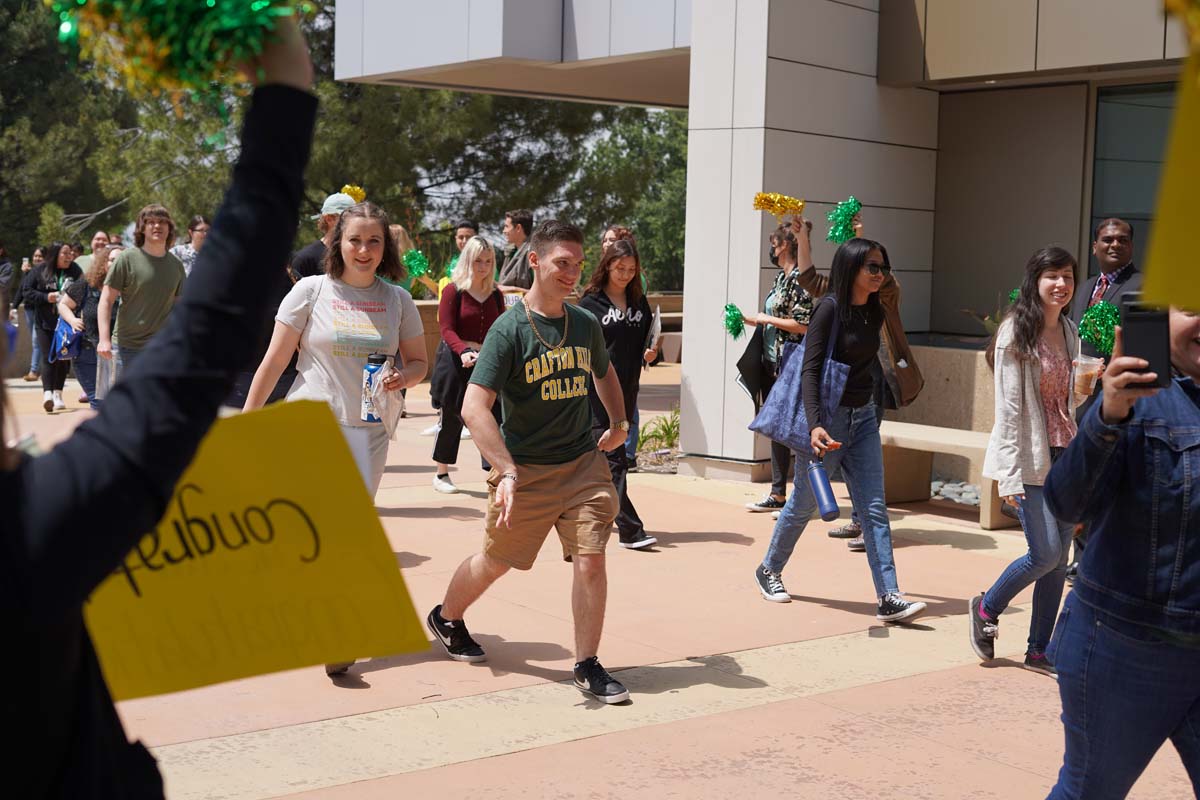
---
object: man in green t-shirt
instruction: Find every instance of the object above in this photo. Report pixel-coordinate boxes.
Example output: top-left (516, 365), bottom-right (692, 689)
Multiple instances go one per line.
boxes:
top-left (427, 220), bottom-right (633, 704)
top-left (97, 204), bottom-right (185, 374)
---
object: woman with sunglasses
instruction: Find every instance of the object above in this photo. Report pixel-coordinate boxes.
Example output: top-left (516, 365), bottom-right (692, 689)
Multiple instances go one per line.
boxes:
top-left (754, 238), bottom-right (927, 623)
top-left (969, 247), bottom-right (1081, 677)
top-left (740, 223), bottom-right (814, 514)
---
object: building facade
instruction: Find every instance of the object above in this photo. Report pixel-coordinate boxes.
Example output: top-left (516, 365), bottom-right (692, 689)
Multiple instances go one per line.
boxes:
top-left (335, 0), bottom-right (1185, 478)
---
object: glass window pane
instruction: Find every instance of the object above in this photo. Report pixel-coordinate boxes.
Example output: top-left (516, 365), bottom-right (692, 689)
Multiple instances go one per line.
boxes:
top-left (1089, 84), bottom-right (1174, 275)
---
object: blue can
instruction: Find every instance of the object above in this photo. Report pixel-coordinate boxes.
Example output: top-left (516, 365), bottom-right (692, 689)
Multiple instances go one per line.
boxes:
top-left (361, 353), bottom-right (388, 423)
top-left (806, 459), bottom-right (840, 522)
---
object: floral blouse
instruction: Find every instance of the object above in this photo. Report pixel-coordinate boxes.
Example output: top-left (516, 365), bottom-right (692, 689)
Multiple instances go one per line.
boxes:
top-left (764, 266), bottom-right (815, 365)
top-left (1037, 337), bottom-right (1077, 448)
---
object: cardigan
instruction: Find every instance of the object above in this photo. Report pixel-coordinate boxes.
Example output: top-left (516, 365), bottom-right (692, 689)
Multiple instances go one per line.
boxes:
top-left (982, 316), bottom-right (1081, 496)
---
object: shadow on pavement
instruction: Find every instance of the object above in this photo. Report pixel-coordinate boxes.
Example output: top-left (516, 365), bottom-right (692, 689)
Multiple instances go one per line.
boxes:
top-left (383, 464), bottom-right (434, 474)
top-left (620, 655), bottom-right (769, 695)
top-left (791, 592), bottom-right (964, 621)
top-left (377, 505), bottom-right (484, 520)
top-left (890, 527), bottom-right (1002, 551)
top-left (395, 551), bottom-right (431, 568)
top-left (651, 530), bottom-right (756, 548)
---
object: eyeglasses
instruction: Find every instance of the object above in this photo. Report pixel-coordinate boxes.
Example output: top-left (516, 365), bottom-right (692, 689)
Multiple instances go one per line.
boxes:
top-left (863, 261), bottom-right (891, 276)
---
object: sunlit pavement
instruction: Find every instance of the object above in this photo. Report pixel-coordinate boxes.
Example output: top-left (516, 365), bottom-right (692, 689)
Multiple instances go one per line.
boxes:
top-left (9, 366), bottom-right (1189, 799)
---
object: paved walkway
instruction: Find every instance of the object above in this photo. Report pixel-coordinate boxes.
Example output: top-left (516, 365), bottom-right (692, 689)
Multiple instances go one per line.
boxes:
top-left (7, 367), bottom-right (1191, 799)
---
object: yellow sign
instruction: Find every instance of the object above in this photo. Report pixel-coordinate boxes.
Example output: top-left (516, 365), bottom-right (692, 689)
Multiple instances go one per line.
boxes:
top-left (85, 401), bottom-right (428, 701)
top-left (1145, 53), bottom-right (1200, 310)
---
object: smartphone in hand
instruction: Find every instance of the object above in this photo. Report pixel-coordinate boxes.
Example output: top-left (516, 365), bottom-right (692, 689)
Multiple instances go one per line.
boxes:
top-left (1120, 294), bottom-right (1171, 388)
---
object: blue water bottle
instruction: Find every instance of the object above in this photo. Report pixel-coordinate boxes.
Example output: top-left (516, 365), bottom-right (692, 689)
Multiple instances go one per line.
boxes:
top-left (361, 353), bottom-right (387, 423)
top-left (807, 459), bottom-right (840, 522)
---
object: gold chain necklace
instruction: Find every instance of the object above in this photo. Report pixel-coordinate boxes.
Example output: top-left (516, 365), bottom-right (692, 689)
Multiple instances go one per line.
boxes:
top-left (523, 300), bottom-right (569, 351)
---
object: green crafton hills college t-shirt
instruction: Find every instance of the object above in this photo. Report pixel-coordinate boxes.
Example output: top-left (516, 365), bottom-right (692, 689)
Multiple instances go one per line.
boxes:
top-left (469, 300), bottom-right (611, 466)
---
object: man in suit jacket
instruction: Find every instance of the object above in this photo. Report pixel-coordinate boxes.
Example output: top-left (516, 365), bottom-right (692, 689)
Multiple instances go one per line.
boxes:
top-left (1072, 217), bottom-right (1142, 362)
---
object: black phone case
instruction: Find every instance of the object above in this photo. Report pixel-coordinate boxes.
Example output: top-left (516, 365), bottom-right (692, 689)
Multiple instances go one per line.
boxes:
top-left (1121, 307), bottom-right (1171, 388)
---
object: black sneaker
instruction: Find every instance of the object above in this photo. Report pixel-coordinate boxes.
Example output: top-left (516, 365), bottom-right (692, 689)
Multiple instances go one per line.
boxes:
top-left (754, 565), bottom-right (791, 602)
top-left (745, 495), bottom-right (785, 513)
top-left (846, 535), bottom-right (866, 552)
top-left (968, 593), bottom-right (998, 660)
top-left (1065, 562), bottom-right (1078, 585)
top-left (829, 521), bottom-right (861, 539)
top-left (876, 592), bottom-right (927, 623)
top-left (573, 656), bottom-right (629, 704)
top-left (1023, 652), bottom-right (1056, 677)
top-left (619, 531), bottom-right (658, 550)
top-left (426, 605), bottom-right (487, 663)
top-left (324, 661), bottom-right (354, 676)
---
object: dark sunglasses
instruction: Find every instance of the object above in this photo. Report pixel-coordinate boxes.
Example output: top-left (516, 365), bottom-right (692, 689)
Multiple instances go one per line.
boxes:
top-left (863, 261), bottom-right (891, 276)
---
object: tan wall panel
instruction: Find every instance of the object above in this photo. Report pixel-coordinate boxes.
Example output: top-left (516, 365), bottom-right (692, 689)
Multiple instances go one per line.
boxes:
top-left (767, 0), bottom-right (878, 76)
top-left (1036, 0), bottom-right (1165, 71)
top-left (1166, 15), bottom-right (1189, 60)
top-left (925, 0), bottom-right (1037, 80)
top-left (931, 85), bottom-right (1087, 334)
top-left (766, 59), bottom-right (938, 148)
top-left (877, 0), bottom-right (926, 86)
top-left (765, 129), bottom-right (936, 212)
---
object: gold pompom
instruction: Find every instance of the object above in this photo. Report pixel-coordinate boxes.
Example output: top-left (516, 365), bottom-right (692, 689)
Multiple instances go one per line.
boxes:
top-left (340, 184), bottom-right (366, 203)
top-left (753, 192), bottom-right (805, 222)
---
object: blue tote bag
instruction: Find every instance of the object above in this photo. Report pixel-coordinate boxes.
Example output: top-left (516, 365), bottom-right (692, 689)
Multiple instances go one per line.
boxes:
top-left (49, 317), bottom-right (83, 363)
top-left (748, 297), bottom-right (850, 454)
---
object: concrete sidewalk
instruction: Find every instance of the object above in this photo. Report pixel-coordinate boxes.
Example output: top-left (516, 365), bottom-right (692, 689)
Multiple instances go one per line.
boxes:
top-left (8, 366), bottom-right (1190, 798)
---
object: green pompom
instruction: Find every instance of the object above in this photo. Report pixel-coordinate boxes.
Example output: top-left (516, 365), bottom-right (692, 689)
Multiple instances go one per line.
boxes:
top-left (826, 196), bottom-right (863, 244)
top-left (1008, 287), bottom-right (1020, 305)
top-left (724, 303), bottom-right (745, 339)
top-left (402, 249), bottom-right (429, 278)
top-left (1079, 300), bottom-right (1121, 356)
top-left (47, 1), bottom-right (305, 97)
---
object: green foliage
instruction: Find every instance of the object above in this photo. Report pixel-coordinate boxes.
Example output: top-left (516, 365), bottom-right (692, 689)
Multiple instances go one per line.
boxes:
top-left (566, 109), bottom-right (687, 291)
top-left (3, 0), bottom-right (689, 294)
top-left (639, 406), bottom-right (681, 452)
top-left (36, 201), bottom-right (70, 245)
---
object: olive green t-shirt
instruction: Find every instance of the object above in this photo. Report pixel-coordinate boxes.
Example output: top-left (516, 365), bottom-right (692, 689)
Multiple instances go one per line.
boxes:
top-left (104, 247), bottom-right (185, 350)
top-left (470, 300), bottom-right (610, 465)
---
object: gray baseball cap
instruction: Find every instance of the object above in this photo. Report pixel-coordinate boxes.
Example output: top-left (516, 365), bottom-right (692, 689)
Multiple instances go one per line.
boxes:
top-left (312, 192), bottom-right (357, 219)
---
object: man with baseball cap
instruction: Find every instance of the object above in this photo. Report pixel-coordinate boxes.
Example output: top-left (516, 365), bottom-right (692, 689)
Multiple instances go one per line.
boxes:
top-left (290, 191), bottom-right (356, 280)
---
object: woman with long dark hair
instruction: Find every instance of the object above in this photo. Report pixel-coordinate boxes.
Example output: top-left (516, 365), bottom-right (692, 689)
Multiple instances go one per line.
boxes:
top-left (754, 238), bottom-right (926, 623)
top-left (27, 242), bottom-right (83, 412)
top-left (741, 223), bottom-right (814, 513)
top-left (969, 247), bottom-right (1080, 676)
top-left (59, 243), bottom-right (123, 410)
top-left (578, 238), bottom-right (658, 549)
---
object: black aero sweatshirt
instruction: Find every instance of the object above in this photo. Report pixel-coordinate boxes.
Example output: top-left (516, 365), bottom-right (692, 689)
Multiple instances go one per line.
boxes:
top-left (1, 85), bottom-right (317, 799)
top-left (801, 296), bottom-right (883, 428)
top-left (577, 290), bottom-right (652, 427)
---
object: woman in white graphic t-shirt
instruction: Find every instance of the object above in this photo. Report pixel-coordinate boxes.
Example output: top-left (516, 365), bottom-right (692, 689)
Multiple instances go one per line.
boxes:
top-left (244, 202), bottom-right (427, 496)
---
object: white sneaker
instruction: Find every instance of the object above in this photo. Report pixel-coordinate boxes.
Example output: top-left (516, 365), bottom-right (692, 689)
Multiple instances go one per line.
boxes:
top-left (52, 391), bottom-right (66, 411)
top-left (420, 423), bottom-right (441, 437)
top-left (460, 428), bottom-right (471, 440)
top-left (432, 474), bottom-right (458, 494)
top-left (43, 391), bottom-right (54, 413)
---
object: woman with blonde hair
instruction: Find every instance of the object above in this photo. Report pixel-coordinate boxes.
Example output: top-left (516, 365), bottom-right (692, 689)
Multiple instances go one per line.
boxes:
top-left (59, 243), bottom-right (123, 409)
top-left (431, 234), bottom-right (506, 493)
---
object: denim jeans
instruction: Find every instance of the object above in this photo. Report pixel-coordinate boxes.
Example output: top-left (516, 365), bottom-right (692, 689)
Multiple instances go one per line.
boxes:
top-left (25, 308), bottom-right (41, 373)
top-left (625, 408), bottom-right (640, 463)
top-left (762, 401), bottom-right (900, 597)
top-left (982, 459), bottom-right (1073, 653)
top-left (115, 346), bottom-right (141, 381)
top-left (75, 342), bottom-right (97, 406)
top-left (1046, 593), bottom-right (1200, 799)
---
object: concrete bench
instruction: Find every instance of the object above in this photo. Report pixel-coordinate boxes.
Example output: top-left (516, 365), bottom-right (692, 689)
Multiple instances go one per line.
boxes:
top-left (879, 420), bottom-right (1016, 531)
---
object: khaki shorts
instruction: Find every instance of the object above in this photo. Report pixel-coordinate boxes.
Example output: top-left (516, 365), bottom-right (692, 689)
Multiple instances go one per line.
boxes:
top-left (483, 449), bottom-right (618, 570)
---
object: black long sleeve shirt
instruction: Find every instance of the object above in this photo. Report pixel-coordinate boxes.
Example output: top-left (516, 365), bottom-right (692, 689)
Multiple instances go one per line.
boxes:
top-left (577, 290), bottom-right (652, 427)
top-left (801, 297), bottom-right (883, 428)
top-left (1, 85), bottom-right (317, 798)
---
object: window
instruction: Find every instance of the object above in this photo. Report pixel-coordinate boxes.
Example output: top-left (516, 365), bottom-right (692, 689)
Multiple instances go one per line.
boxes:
top-left (1089, 84), bottom-right (1175, 275)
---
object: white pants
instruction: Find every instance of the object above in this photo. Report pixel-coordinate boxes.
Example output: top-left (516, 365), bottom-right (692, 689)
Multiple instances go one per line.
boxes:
top-left (340, 423), bottom-right (390, 497)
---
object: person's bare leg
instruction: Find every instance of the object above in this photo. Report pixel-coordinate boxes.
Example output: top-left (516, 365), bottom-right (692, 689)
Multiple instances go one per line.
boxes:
top-left (442, 552), bottom-right (510, 620)
top-left (571, 553), bottom-right (607, 661)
